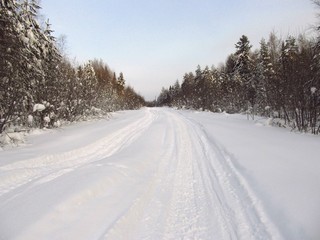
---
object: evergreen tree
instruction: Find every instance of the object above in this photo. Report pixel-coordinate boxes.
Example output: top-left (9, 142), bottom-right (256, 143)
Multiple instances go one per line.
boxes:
top-left (235, 35), bottom-right (256, 113)
top-left (157, 30), bottom-right (319, 134)
top-left (181, 72), bottom-right (195, 107)
top-left (116, 72), bottom-right (125, 95)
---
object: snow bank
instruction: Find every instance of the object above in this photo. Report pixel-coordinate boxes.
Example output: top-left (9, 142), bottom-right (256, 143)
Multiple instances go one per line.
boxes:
top-left (0, 132), bottom-right (26, 147)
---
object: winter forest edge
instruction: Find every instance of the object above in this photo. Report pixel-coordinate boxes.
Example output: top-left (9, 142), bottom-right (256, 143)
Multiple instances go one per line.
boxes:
top-left (0, 0), bottom-right (145, 144)
top-left (1, 0), bottom-right (320, 148)
top-left (157, 3), bottom-right (320, 135)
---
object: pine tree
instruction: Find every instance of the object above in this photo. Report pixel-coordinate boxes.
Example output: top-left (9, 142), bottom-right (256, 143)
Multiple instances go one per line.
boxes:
top-left (0, 0), bottom-right (37, 132)
top-left (181, 72), bottom-right (195, 107)
top-left (258, 38), bottom-right (276, 114)
top-left (116, 72), bottom-right (125, 95)
top-left (235, 35), bottom-right (256, 114)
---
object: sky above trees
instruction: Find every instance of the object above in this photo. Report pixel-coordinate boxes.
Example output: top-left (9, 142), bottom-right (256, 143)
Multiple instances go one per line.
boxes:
top-left (41, 0), bottom-right (317, 100)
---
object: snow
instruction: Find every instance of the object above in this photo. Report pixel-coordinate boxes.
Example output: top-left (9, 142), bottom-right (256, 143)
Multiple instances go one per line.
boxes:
top-left (53, 120), bottom-right (61, 128)
top-left (0, 132), bottom-right (26, 146)
top-left (43, 115), bottom-right (50, 123)
top-left (0, 108), bottom-right (319, 240)
top-left (33, 103), bottom-right (46, 112)
top-left (27, 30), bottom-right (35, 44)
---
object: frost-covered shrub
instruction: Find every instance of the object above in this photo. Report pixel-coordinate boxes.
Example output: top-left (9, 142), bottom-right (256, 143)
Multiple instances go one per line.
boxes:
top-left (0, 132), bottom-right (26, 147)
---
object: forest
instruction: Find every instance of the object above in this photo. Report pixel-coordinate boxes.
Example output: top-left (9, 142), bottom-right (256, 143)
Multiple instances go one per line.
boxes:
top-left (0, 0), bottom-right (145, 134)
top-left (157, 33), bottom-right (320, 134)
top-left (1, 0), bottom-right (320, 135)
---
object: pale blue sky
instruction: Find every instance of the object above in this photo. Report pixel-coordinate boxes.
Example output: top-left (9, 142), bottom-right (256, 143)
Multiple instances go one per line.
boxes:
top-left (41, 0), bottom-right (317, 100)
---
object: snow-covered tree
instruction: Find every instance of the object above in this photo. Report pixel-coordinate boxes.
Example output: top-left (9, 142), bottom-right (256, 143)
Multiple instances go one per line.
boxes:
top-left (0, 0), bottom-right (144, 134)
top-left (234, 35), bottom-right (256, 112)
top-left (116, 72), bottom-right (125, 95)
top-left (157, 31), bottom-right (320, 134)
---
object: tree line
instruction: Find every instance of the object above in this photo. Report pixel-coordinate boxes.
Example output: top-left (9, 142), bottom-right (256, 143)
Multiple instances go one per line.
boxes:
top-left (157, 32), bottom-right (320, 134)
top-left (0, 0), bottom-right (145, 133)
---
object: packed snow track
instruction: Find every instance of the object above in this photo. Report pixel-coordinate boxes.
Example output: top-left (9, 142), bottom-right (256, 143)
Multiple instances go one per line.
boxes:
top-left (1, 108), bottom-right (319, 240)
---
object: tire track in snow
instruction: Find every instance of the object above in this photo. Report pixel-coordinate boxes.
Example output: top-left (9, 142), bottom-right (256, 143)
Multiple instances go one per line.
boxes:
top-left (0, 108), bottom-right (156, 196)
top-left (0, 108), bottom-right (285, 239)
top-left (102, 109), bottom-right (284, 239)
top-left (101, 110), bottom-right (180, 240)
top-left (180, 112), bottom-right (284, 239)
top-left (162, 111), bottom-right (216, 239)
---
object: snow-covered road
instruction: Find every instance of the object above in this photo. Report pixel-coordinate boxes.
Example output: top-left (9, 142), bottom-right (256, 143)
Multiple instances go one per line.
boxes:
top-left (0, 108), bottom-right (319, 240)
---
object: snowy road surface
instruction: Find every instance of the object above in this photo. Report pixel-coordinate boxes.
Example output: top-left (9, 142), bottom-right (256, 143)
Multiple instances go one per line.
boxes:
top-left (0, 108), bottom-right (319, 240)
